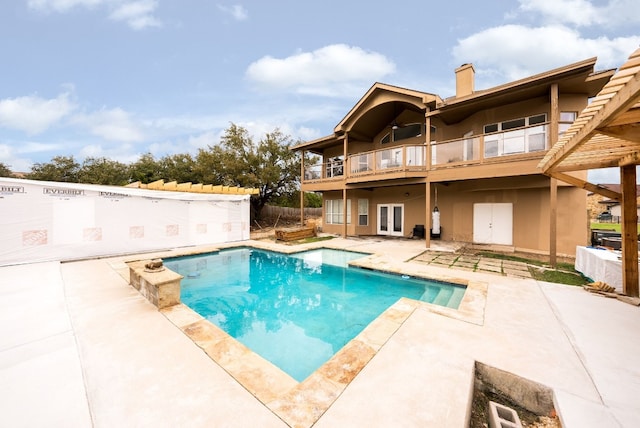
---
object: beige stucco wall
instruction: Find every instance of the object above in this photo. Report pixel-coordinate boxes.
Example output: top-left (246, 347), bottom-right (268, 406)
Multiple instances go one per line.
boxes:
top-left (435, 94), bottom-right (588, 142)
top-left (321, 178), bottom-right (587, 256)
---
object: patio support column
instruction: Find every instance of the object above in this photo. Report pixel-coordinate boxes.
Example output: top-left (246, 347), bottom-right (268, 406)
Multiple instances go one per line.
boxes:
top-left (342, 133), bottom-right (348, 238)
top-left (425, 180), bottom-right (431, 248)
top-left (425, 109), bottom-right (432, 169)
top-left (620, 164), bottom-right (639, 297)
top-left (300, 150), bottom-right (305, 226)
top-left (549, 83), bottom-right (559, 267)
top-left (425, 109), bottom-right (432, 248)
top-left (549, 178), bottom-right (557, 268)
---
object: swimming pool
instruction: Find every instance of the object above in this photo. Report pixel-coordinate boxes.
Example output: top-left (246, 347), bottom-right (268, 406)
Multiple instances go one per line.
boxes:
top-left (164, 247), bottom-right (465, 381)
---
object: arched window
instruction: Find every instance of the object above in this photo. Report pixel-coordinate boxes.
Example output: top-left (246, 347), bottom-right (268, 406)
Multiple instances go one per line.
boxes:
top-left (393, 123), bottom-right (422, 141)
top-left (381, 123), bottom-right (435, 144)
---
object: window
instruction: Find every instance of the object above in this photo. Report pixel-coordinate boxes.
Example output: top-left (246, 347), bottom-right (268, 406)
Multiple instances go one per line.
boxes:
top-left (502, 118), bottom-right (526, 130)
top-left (393, 123), bottom-right (422, 141)
top-left (381, 124), bottom-right (435, 144)
top-left (325, 199), bottom-right (351, 225)
top-left (358, 199), bottom-right (368, 226)
top-left (559, 111), bottom-right (577, 137)
top-left (325, 156), bottom-right (344, 177)
top-left (483, 114), bottom-right (547, 157)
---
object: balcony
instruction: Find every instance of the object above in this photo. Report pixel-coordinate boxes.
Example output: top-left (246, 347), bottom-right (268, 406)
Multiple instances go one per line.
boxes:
top-left (303, 145), bottom-right (427, 183)
top-left (302, 122), bottom-right (550, 183)
top-left (432, 123), bottom-right (548, 167)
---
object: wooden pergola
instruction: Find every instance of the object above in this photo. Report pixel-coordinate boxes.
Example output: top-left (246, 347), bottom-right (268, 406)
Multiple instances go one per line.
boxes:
top-left (539, 47), bottom-right (640, 297)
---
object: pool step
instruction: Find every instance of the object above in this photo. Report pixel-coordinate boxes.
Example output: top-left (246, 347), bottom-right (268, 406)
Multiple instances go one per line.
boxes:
top-left (432, 287), bottom-right (454, 306)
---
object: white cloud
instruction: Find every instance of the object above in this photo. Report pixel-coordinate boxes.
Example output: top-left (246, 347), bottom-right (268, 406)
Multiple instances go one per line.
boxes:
top-left (217, 4), bottom-right (248, 21)
top-left (78, 142), bottom-right (139, 163)
top-left (27, 0), bottom-right (104, 13)
top-left (517, 0), bottom-right (640, 27)
top-left (452, 25), bottom-right (640, 84)
top-left (186, 131), bottom-right (218, 149)
top-left (0, 140), bottom-right (71, 172)
top-left (246, 44), bottom-right (396, 97)
top-left (0, 92), bottom-right (75, 134)
top-left (72, 107), bottom-right (145, 142)
top-left (28, 0), bottom-right (161, 30)
top-left (517, 0), bottom-right (600, 26)
top-left (109, 0), bottom-right (161, 30)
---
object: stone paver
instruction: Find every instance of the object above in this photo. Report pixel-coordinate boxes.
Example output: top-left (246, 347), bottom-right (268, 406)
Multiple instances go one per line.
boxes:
top-left (416, 250), bottom-right (537, 279)
top-left (477, 264), bottom-right (503, 274)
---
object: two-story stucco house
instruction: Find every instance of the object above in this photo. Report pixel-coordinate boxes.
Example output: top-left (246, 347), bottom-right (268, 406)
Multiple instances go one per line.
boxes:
top-left (293, 58), bottom-right (615, 258)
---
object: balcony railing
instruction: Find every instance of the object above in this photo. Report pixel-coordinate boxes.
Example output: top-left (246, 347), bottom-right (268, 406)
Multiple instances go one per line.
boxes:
top-left (350, 145), bottom-right (427, 175)
top-left (302, 122), bottom-right (550, 182)
top-left (432, 123), bottom-right (548, 166)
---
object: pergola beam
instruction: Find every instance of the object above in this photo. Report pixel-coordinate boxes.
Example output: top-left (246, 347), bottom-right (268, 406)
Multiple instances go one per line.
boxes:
top-left (542, 69), bottom-right (640, 172)
top-left (548, 171), bottom-right (621, 200)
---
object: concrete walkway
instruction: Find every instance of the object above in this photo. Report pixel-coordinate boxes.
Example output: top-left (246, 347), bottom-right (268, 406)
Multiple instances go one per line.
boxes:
top-left (1, 238), bottom-right (638, 427)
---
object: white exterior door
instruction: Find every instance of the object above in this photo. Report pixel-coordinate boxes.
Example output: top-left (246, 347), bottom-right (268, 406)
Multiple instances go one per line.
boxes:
top-left (377, 204), bottom-right (404, 236)
top-left (473, 203), bottom-right (513, 245)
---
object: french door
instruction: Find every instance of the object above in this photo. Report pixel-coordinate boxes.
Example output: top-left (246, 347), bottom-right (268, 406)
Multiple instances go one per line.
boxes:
top-left (473, 203), bottom-right (513, 245)
top-left (377, 204), bottom-right (404, 236)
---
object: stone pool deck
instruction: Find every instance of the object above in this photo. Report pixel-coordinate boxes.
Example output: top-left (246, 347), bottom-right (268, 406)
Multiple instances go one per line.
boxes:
top-left (1, 237), bottom-right (639, 427)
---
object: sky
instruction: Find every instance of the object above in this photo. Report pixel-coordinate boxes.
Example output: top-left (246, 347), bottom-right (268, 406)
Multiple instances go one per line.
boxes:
top-left (1, 0), bottom-right (639, 183)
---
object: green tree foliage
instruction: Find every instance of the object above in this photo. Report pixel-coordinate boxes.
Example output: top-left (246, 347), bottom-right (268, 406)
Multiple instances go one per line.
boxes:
top-left (196, 123), bottom-right (302, 219)
top-left (272, 191), bottom-right (322, 208)
top-left (28, 155), bottom-right (80, 182)
top-left (158, 153), bottom-right (196, 183)
top-left (77, 157), bottom-right (130, 185)
top-left (128, 153), bottom-right (163, 184)
top-left (305, 191), bottom-right (322, 208)
top-left (0, 162), bottom-right (14, 177)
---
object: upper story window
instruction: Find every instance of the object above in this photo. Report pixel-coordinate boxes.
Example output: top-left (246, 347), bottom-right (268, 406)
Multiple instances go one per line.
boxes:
top-left (483, 114), bottom-right (548, 157)
top-left (381, 124), bottom-right (435, 144)
top-left (484, 114), bottom-right (546, 134)
top-left (559, 111), bottom-right (577, 137)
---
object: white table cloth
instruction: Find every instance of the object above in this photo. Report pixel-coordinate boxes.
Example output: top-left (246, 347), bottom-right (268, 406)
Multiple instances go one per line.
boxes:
top-left (575, 246), bottom-right (640, 293)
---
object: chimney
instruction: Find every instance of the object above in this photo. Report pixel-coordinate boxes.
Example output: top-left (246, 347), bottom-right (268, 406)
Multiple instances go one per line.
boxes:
top-left (455, 63), bottom-right (475, 98)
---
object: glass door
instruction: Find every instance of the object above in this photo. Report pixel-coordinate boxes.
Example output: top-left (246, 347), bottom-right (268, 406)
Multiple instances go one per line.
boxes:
top-left (377, 204), bottom-right (404, 236)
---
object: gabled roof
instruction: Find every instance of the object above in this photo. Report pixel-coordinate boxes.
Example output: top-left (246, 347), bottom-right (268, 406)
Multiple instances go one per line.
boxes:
top-left (434, 57), bottom-right (615, 124)
top-left (334, 83), bottom-right (441, 134)
top-left (539, 48), bottom-right (640, 173)
top-left (291, 83), bottom-right (441, 152)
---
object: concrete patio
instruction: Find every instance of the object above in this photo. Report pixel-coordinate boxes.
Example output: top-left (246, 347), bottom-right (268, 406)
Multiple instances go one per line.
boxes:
top-left (1, 237), bottom-right (638, 427)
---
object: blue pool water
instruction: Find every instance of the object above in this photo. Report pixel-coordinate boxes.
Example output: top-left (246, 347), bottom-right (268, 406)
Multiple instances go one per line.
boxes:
top-left (164, 248), bottom-right (465, 381)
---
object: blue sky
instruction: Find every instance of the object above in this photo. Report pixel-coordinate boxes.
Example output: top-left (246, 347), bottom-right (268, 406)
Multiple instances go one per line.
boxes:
top-left (1, 0), bottom-right (639, 183)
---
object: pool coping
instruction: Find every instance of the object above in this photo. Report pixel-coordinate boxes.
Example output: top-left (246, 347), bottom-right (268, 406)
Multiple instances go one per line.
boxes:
top-left (124, 242), bottom-right (487, 427)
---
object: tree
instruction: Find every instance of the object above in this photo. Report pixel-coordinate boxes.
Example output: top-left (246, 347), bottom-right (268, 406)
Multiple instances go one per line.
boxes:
top-left (128, 153), bottom-right (164, 184)
top-left (0, 162), bottom-right (14, 177)
top-left (78, 157), bottom-right (130, 185)
top-left (28, 155), bottom-right (80, 182)
top-left (272, 191), bottom-right (322, 208)
top-left (197, 123), bottom-right (302, 219)
top-left (158, 153), bottom-right (196, 183)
